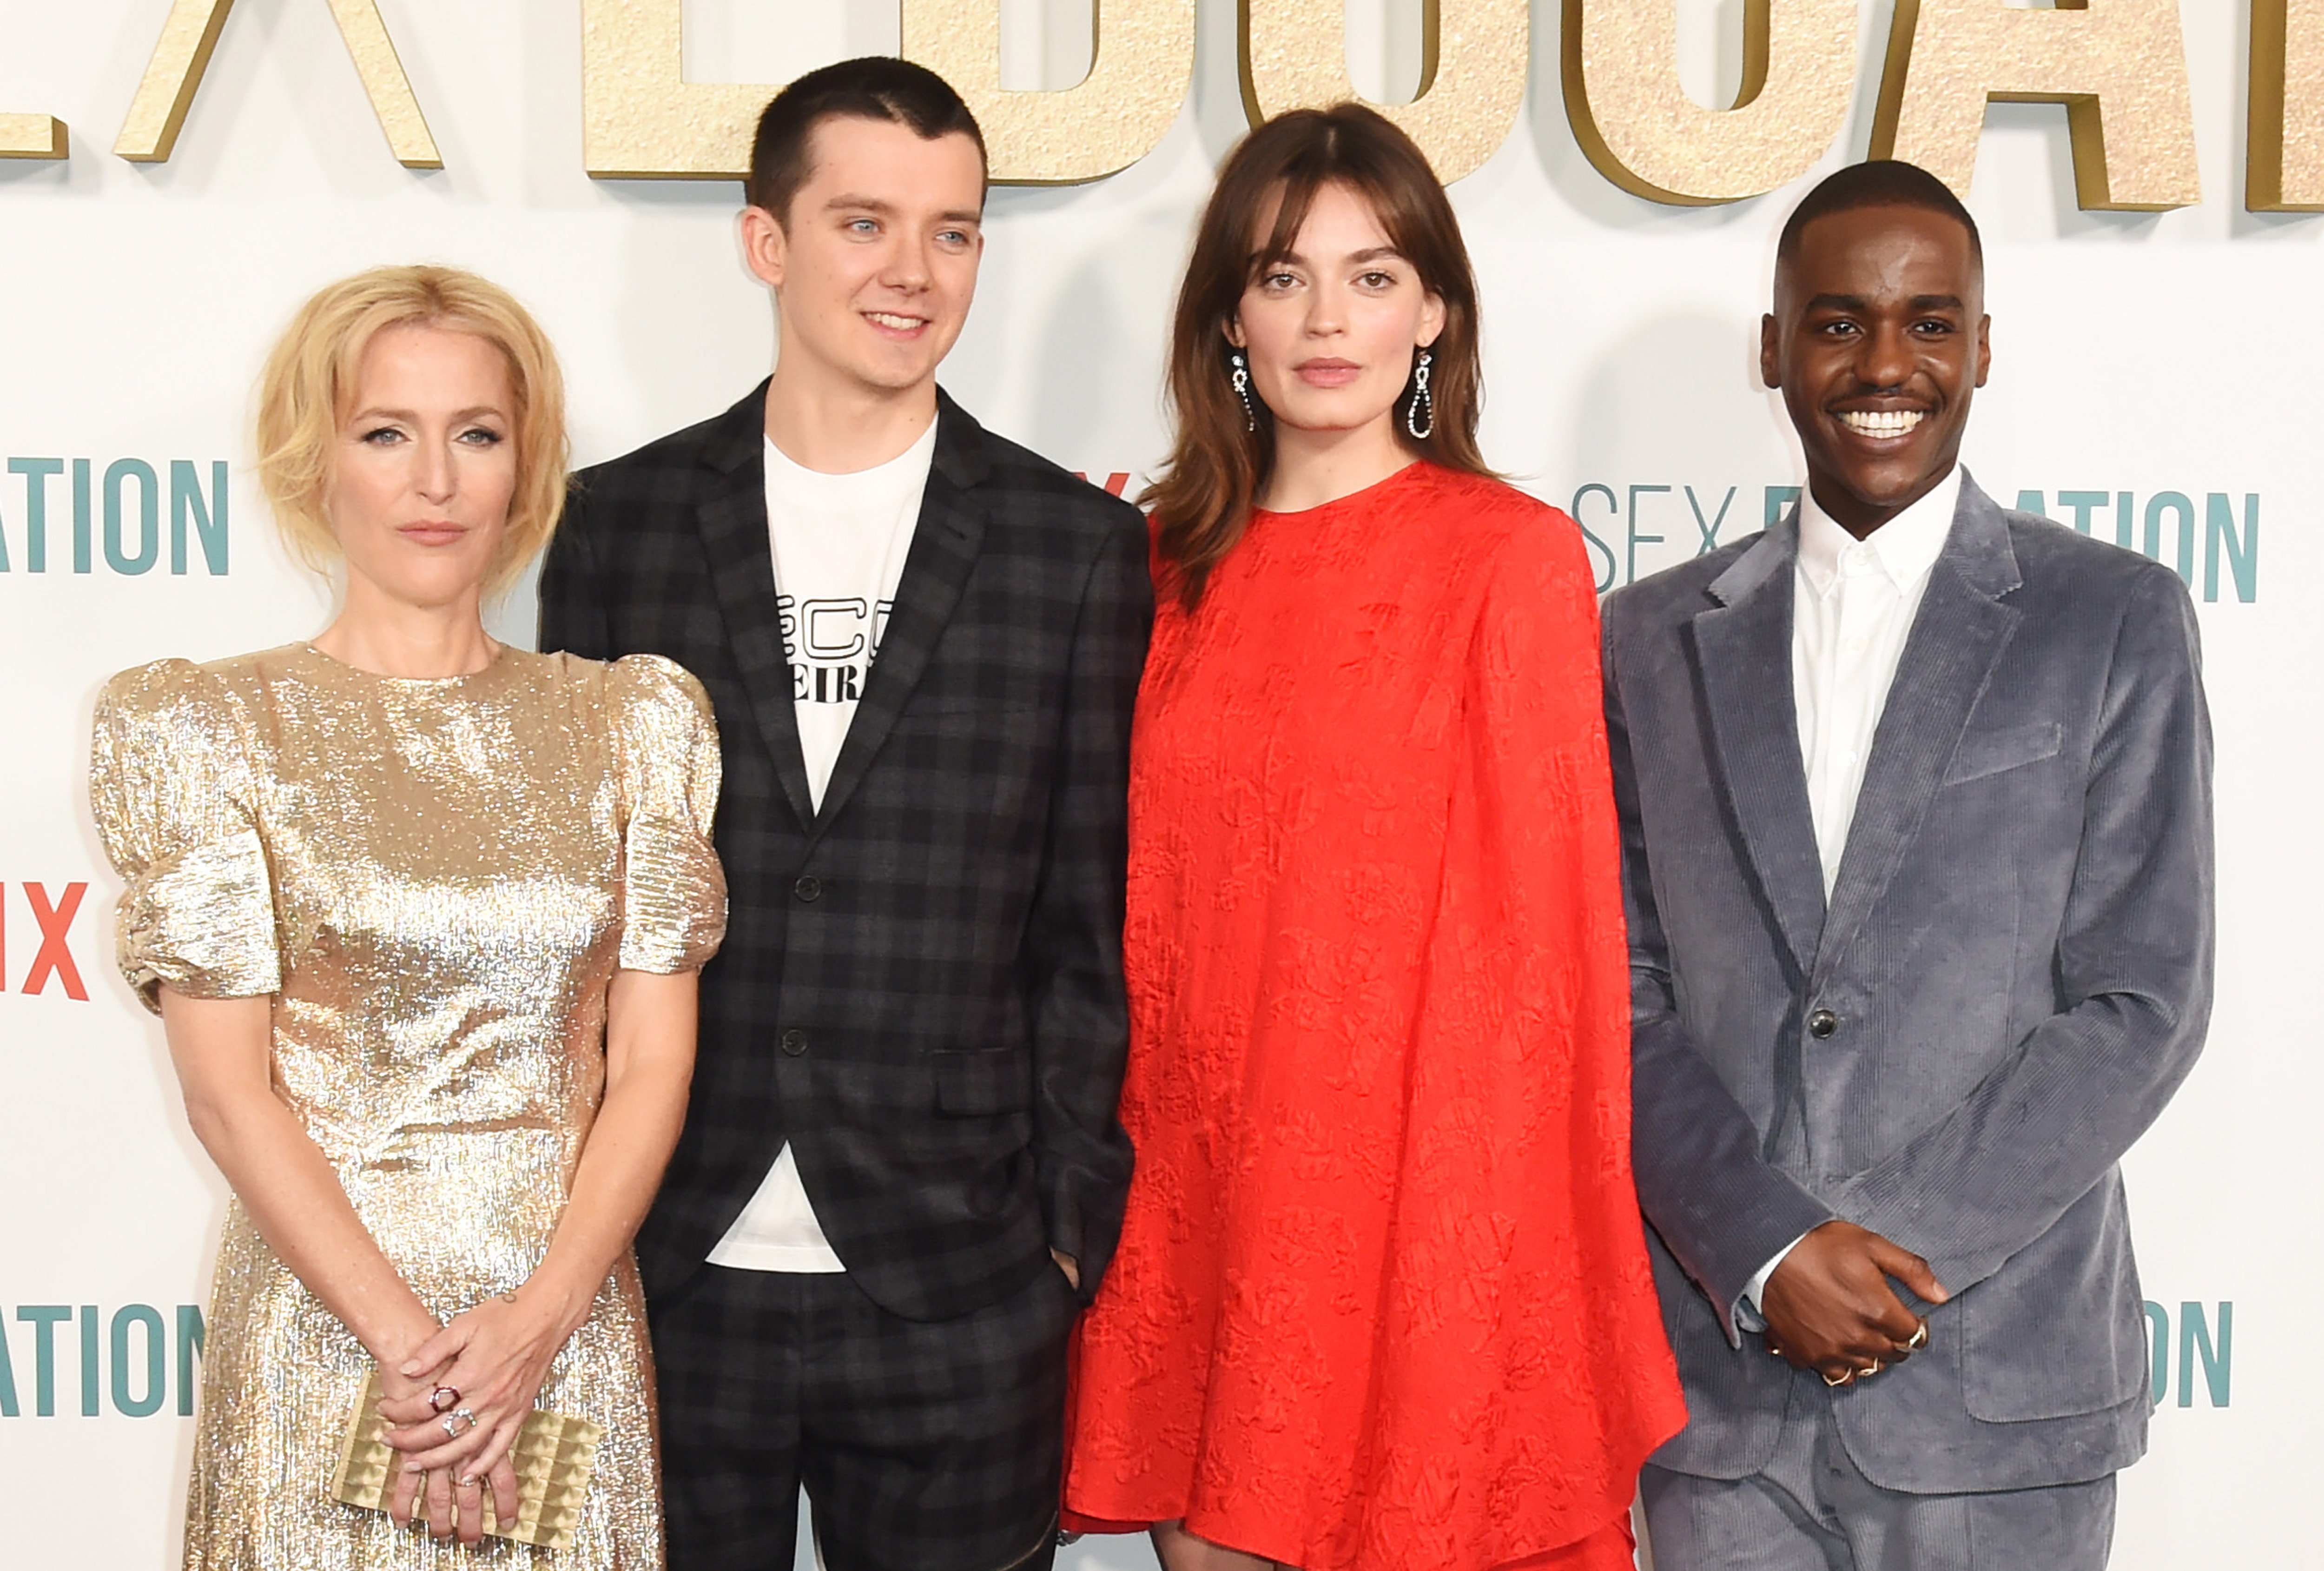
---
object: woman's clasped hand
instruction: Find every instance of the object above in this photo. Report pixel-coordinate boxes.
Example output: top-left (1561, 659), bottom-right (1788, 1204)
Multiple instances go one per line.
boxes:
top-left (373, 1285), bottom-right (589, 1543)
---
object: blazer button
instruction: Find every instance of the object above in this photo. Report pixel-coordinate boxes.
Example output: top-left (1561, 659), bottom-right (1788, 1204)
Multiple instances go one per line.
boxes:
top-left (780, 1029), bottom-right (808, 1057)
top-left (1808, 1008), bottom-right (1839, 1039)
top-left (793, 875), bottom-right (822, 902)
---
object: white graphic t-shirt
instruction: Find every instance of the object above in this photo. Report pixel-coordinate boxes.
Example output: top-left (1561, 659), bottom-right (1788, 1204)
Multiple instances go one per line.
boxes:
top-left (705, 417), bottom-right (936, 1273)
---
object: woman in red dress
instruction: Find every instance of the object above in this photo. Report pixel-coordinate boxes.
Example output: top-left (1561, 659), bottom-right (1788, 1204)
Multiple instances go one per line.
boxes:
top-left (1063, 105), bottom-right (1685, 1571)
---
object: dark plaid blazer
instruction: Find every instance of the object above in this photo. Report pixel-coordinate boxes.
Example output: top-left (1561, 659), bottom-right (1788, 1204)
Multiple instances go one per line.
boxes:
top-left (540, 383), bottom-right (1148, 1322)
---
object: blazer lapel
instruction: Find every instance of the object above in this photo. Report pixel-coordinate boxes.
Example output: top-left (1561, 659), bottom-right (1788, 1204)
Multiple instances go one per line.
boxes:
top-left (810, 393), bottom-right (990, 836)
top-left (1690, 520), bottom-right (1827, 975)
top-left (1811, 476), bottom-right (2024, 983)
top-left (694, 382), bottom-right (817, 831)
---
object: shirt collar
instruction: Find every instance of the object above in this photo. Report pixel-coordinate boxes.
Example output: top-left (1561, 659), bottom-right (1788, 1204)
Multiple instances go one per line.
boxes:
top-left (1796, 465), bottom-right (1962, 599)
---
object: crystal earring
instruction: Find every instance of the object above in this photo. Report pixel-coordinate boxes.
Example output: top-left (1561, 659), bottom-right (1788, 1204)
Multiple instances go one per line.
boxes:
top-left (1405, 348), bottom-right (1435, 441)
top-left (1230, 349), bottom-right (1256, 433)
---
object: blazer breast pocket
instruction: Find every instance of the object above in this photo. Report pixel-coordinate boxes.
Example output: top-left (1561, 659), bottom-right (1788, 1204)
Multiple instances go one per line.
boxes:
top-left (931, 1046), bottom-right (1033, 1116)
top-left (1941, 721), bottom-right (2063, 787)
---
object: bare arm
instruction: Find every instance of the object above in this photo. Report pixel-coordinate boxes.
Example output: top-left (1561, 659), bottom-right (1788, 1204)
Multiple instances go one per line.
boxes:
top-left (158, 988), bottom-right (469, 1526)
top-left (378, 967), bottom-right (697, 1539)
top-left (530, 967), bottom-right (697, 1323)
top-left (159, 988), bottom-right (442, 1365)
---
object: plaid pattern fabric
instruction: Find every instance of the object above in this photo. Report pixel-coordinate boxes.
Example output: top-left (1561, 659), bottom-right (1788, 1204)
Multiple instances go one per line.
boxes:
top-left (652, 1265), bottom-right (1072, 1571)
top-left (541, 385), bottom-right (1148, 1320)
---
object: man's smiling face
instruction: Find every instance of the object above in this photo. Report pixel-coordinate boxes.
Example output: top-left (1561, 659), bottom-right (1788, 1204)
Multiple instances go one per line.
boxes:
top-left (754, 115), bottom-right (986, 399)
top-left (1761, 203), bottom-right (1991, 537)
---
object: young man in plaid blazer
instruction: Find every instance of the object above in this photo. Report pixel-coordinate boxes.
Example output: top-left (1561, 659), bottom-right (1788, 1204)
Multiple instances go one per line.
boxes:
top-left (539, 58), bottom-right (1148, 1571)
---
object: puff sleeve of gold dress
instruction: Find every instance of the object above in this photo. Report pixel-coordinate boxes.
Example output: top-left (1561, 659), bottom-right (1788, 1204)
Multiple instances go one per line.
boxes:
top-left (86, 642), bottom-right (728, 1570)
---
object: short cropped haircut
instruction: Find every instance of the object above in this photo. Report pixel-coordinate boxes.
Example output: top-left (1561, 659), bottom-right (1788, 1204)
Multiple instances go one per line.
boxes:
top-left (746, 57), bottom-right (987, 225)
top-left (1776, 159), bottom-right (1983, 272)
top-left (256, 265), bottom-right (568, 601)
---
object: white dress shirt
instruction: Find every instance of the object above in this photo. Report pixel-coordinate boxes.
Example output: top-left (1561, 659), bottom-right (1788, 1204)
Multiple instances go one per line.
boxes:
top-left (1740, 465), bottom-right (1962, 1316)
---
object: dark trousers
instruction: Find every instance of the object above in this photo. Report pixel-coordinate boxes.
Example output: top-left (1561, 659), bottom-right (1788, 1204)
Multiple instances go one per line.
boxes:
top-left (651, 1262), bottom-right (1075, 1571)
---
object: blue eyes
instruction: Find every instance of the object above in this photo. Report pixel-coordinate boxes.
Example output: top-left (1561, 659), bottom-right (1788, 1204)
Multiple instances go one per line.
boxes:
top-left (845, 219), bottom-right (971, 246)
top-left (358, 426), bottom-right (502, 446)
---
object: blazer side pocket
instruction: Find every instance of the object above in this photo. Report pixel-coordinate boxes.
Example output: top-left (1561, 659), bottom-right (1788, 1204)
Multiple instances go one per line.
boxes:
top-left (1960, 1179), bottom-right (2148, 1423)
top-left (1942, 721), bottom-right (2063, 787)
top-left (931, 1046), bottom-right (1034, 1115)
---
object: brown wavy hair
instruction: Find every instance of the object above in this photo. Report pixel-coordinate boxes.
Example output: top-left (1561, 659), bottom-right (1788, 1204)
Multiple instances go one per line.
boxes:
top-left (1147, 103), bottom-right (1491, 607)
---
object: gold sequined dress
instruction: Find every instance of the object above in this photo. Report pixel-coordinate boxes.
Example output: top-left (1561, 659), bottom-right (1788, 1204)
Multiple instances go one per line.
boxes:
top-left (88, 643), bottom-right (728, 1570)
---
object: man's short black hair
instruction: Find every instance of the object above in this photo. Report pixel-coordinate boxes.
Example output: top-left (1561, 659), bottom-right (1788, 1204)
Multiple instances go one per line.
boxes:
top-left (1776, 159), bottom-right (1982, 273)
top-left (746, 57), bottom-right (987, 225)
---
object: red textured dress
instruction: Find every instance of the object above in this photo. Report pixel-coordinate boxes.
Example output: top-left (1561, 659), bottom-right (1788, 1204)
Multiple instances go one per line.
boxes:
top-left (1063, 463), bottom-right (1685, 1571)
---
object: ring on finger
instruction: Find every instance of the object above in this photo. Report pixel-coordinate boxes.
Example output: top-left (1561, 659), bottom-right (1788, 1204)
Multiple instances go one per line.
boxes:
top-left (1822, 1367), bottom-right (1855, 1387)
top-left (1907, 1321), bottom-right (1930, 1352)
top-left (1862, 1359), bottom-right (1884, 1378)
top-left (428, 1386), bottom-right (461, 1414)
top-left (440, 1406), bottom-right (479, 1439)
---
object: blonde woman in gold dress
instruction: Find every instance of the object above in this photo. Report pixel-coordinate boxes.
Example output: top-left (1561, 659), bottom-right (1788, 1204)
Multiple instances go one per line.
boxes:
top-left (87, 266), bottom-right (725, 1568)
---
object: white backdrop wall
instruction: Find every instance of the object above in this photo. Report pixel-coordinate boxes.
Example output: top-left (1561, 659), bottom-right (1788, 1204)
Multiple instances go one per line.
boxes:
top-left (0, 3), bottom-right (2306, 1568)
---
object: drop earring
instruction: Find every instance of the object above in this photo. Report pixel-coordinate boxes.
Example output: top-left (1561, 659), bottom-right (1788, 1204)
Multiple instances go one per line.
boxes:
top-left (1230, 349), bottom-right (1257, 432)
top-left (1405, 348), bottom-right (1434, 441)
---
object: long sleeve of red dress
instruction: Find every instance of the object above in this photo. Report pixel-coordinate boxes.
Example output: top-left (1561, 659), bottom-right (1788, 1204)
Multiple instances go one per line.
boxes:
top-left (1064, 463), bottom-right (1685, 1571)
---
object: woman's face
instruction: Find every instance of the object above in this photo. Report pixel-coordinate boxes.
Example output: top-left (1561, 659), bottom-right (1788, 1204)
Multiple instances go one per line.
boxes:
top-left (1228, 180), bottom-right (1446, 438)
top-left (329, 323), bottom-right (517, 612)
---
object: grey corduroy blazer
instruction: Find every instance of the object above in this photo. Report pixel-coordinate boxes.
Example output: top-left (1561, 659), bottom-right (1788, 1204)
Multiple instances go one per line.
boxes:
top-left (1604, 474), bottom-right (2213, 1494)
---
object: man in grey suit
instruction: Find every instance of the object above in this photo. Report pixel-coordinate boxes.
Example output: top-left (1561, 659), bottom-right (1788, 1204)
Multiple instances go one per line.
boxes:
top-left (1607, 160), bottom-right (2212, 1568)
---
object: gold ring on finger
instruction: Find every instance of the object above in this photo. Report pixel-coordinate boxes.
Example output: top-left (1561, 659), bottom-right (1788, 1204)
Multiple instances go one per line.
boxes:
top-left (1908, 1321), bottom-right (1929, 1351)
top-left (1822, 1367), bottom-right (1854, 1387)
top-left (1862, 1359), bottom-right (1883, 1377)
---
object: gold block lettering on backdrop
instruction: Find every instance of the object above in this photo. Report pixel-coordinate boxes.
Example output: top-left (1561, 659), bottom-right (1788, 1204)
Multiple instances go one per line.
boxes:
top-left (1871, 0), bottom-right (2199, 210)
top-left (1561, 0), bottom-right (1855, 205)
top-left (114, 0), bottom-right (441, 167)
top-left (0, 113), bottom-right (68, 159)
top-left (1240, 0), bottom-right (1528, 184)
top-left (581, 0), bottom-right (766, 179)
top-left (902, 0), bottom-right (1196, 183)
top-left (2250, 0), bottom-right (2324, 210)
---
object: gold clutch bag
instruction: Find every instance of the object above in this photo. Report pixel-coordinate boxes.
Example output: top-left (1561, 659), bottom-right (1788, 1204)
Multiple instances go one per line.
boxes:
top-left (330, 1370), bottom-right (603, 1551)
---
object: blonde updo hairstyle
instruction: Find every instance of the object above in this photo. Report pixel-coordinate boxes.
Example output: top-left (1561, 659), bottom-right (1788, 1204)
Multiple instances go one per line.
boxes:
top-left (256, 265), bottom-right (568, 600)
